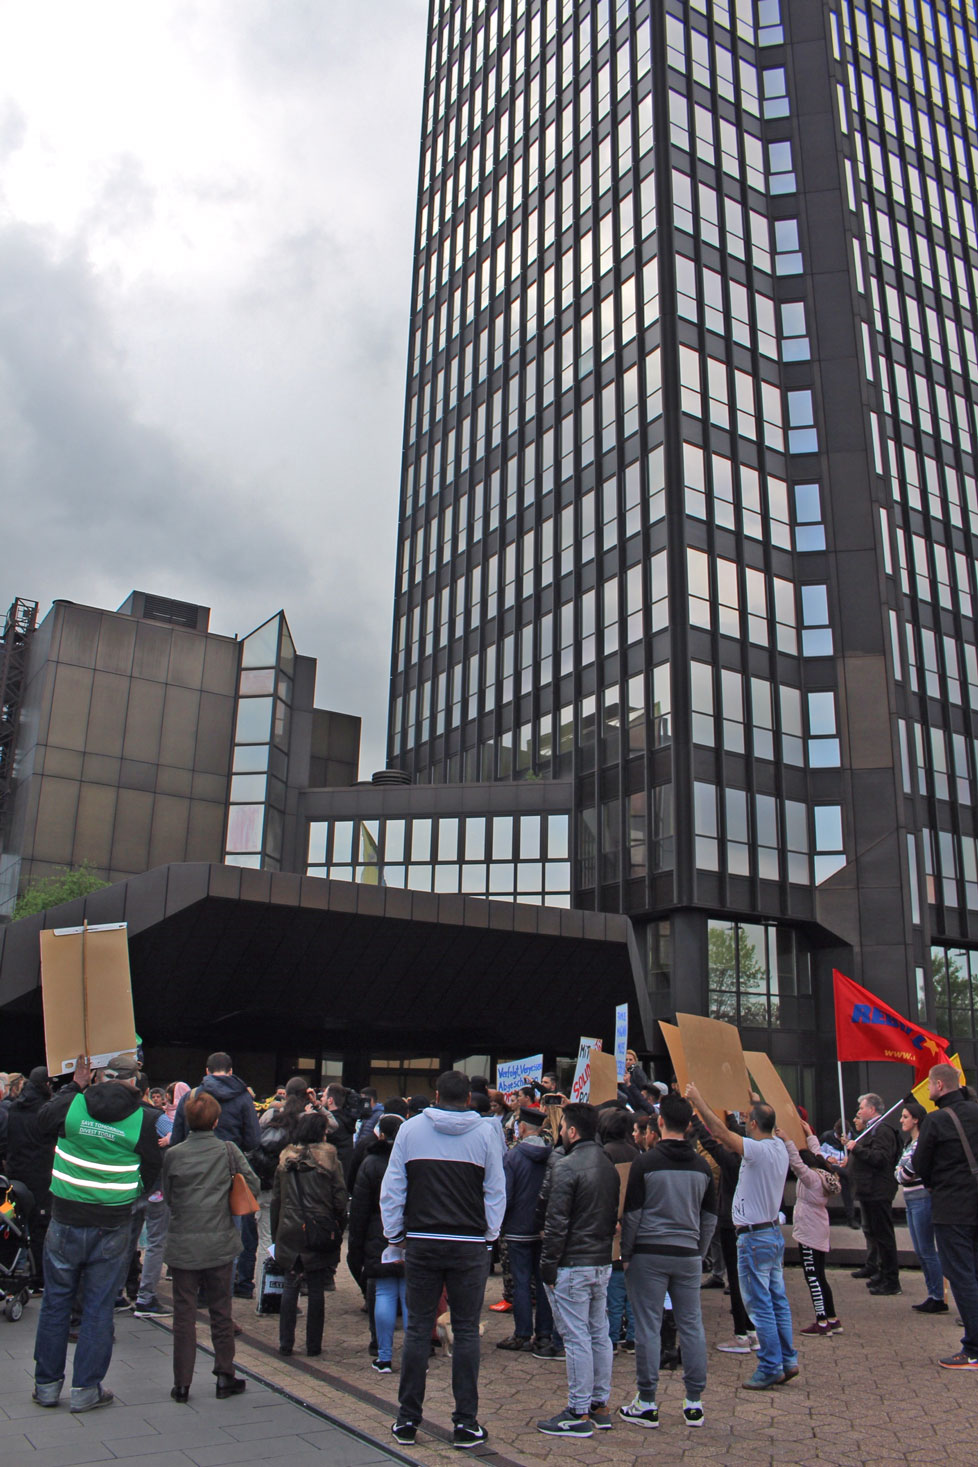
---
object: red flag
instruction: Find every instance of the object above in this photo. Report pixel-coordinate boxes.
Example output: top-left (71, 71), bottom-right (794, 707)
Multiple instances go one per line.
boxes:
top-left (833, 969), bottom-right (949, 1082)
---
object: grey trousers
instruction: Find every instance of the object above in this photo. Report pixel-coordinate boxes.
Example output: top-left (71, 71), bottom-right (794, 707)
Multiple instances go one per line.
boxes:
top-left (627, 1253), bottom-right (707, 1402)
top-left (136, 1198), bottom-right (170, 1306)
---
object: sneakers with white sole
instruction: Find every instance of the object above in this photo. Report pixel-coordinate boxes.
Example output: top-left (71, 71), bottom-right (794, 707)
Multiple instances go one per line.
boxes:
top-left (619, 1394), bottom-right (659, 1428)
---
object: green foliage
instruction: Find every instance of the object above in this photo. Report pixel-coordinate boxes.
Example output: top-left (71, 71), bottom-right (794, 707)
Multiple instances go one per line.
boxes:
top-left (13, 862), bottom-right (110, 920)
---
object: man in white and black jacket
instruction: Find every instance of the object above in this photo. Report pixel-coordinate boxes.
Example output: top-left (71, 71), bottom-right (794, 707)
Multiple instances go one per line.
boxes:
top-left (380, 1070), bottom-right (505, 1451)
top-left (618, 1092), bottom-right (717, 1431)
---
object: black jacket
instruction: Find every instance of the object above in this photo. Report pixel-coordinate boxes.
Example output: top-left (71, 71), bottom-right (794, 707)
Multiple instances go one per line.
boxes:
top-left (347, 1137), bottom-right (403, 1282)
top-left (170, 1072), bottom-right (262, 1152)
top-left (502, 1135), bottom-right (552, 1240)
top-left (694, 1119), bottom-right (743, 1229)
top-left (271, 1142), bottom-right (349, 1273)
top-left (1, 1079), bottom-right (56, 1212)
top-left (539, 1139), bottom-right (621, 1283)
top-left (913, 1090), bottom-right (978, 1225)
top-left (846, 1117), bottom-right (900, 1202)
top-left (37, 1081), bottom-right (162, 1228)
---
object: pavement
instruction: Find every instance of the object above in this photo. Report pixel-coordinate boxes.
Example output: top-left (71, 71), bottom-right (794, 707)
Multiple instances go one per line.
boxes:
top-left (1, 1244), bottom-right (976, 1467)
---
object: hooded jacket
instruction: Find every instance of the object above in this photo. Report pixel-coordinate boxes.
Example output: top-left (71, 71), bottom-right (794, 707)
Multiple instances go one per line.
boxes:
top-left (539, 1138), bottom-right (621, 1282)
top-left (913, 1088), bottom-right (978, 1225)
top-left (502, 1134), bottom-right (552, 1240)
top-left (380, 1105), bottom-right (506, 1246)
top-left (38, 1081), bottom-right (162, 1229)
top-left (2, 1078), bottom-right (56, 1210)
top-left (170, 1072), bottom-right (262, 1152)
top-left (271, 1141), bottom-right (348, 1273)
top-left (347, 1136), bottom-right (403, 1281)
top-left (620, 1137), bottom-right (717, 1261)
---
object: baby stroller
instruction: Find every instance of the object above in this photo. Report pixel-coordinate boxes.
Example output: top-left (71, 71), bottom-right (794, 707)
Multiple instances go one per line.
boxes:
top-left (0, 1175), bottom-right (36, 1321)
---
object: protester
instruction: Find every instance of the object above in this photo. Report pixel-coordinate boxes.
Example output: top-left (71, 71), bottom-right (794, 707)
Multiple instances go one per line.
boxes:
top-left (497, 1103), bottom-right (553, 1354)
top-left (170, 1053), bottom-right (262, 1300)
top-left (1, 1065), bottom-right (54, 1284)
top-left (686, 1083), bottom-right (796, 1390)
top-left (162, 1087), bottom-right (259, 1402)
top-left (272, 1111), bottom-right (348, 1358)
top-left (692, 1110), bottom-right (757, 1354)
top-left (913, 1062), bottom-right (978, 1368)
top-left (597, 1107), bottom-right (637, 1354)
top-left (380, 1070), bottom-right (505, 1450)
top-left (322, 1083), bottom-right (361, 1184)
top-left (843, 1092), bottom-right (901, 1295)
top-left (32, 1053), bottom-right (161, 1412)
top-left (164, 1082), bottom-right (190, 1125)
top-left (536, 1102), bottom-right (620, 1438)
top-left (780, 1124), bottom-right (842, 1337)
top-left (896, 1097), bottom-right (947, 1315)
top-left (618, 1093), bottom-right (716, 1430)
top-left (347, 1114), bottom-right (405, 1372)
top-left (820, 1119), bottom-right (859, 1227)
top-left (123, 1075), bottom-right (168, 1315)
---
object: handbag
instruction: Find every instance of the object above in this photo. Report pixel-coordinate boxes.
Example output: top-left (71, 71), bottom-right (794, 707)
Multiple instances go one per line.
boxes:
top-left (944, 1107), bottom-right (978, 1193)
top-left (291, 1166), bottom-right (341, 1252)
top-left (225, 1142), bottom-right (260, 1216)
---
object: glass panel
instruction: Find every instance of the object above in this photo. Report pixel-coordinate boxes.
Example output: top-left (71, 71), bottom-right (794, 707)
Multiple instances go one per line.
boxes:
top-left (277, 672), bottom-right (293, 704)
top-left (520, 815), bottom-right (541, 859)
top-left (434, 863), bottom-right (459, 892)
top-left (264, 805), bottom-right (283, 860)
top-left (307, 822), bottom-right (327, 865)
top-left (332, 821), bottom-right (354, 862)
top-left (273, 699), bottom-right (291, 749)
top-left (226, 804), bottom-right (264, 853)
top-left (489, 863), bottom-right (515, 893)
top-left (547, 814), bottom-right (569, 859)
top-left (235, 696), bottom-right (273, 743)
top-left (407, 864), bottom-right (432, 890)
top-left (545, 861), bottom-right (571, 891)
top-left (461, 864), bottom-right (488, 892)
top-left (383, 865), bottom-right (405, 888)
top-left (437, 818), bottom-right (459, 861)
top-left (230, 773), bottom-right (267, 803)
top-left (411, 819), bottom-right (432, 860)
top-left (708, 920), bottom-right (738, 1022)
top-left (241, 615), bottom-right (280, 668)
top-left (279, 618), bottom-right (296, 679)
top-left (738, 924), bottom-right (769, 1024)
top-left (385, 820), bottom-right (405, 861)
top-left (239, 668), bottom-right (276, 695)
top-left (465, 817), bottom-right (486, 860)
top-left (233, 744), bottom-right (269, 773)
top-left (492, 816), bottom-right (513, 859)
top-left (226, 852), bottom-right (262, 868)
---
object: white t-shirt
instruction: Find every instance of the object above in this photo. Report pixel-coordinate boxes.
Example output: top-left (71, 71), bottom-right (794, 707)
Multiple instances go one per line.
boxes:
top-left (731, 1136), bottom-right (789, 1228)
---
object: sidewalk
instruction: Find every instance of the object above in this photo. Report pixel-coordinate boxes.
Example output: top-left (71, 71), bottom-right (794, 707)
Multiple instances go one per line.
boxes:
top-left (0, 1307), bottom-right (402, 1467)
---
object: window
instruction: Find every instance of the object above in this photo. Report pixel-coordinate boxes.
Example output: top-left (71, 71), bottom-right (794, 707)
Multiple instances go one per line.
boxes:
top-left (780, 301), bottom-right (810, 360)
top-left (814, 805), bottom-right (845, 882)
top-left (801, 584), bottom-right (833, 656)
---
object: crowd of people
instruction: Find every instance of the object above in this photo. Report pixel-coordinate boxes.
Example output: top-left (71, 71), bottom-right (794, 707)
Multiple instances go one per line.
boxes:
top-left (1, 1050), bottom-right (977, 1448)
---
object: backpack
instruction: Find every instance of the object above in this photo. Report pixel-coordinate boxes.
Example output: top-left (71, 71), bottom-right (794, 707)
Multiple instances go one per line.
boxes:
top-left (249, 1124), bottom-right (288, 1188)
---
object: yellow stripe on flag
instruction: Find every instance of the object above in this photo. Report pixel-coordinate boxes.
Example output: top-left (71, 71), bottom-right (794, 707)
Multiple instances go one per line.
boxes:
top-left (911, 1053), bottom-right (966, 1112)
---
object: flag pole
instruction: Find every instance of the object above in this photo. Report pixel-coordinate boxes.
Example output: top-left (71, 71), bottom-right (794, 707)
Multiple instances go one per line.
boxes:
top-left (837, 1060), bottom-right (847, 1140)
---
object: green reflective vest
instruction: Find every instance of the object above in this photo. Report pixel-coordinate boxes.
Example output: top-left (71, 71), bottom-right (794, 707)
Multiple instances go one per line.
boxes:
top-left (51, 1092), bottom-right (143, 1207)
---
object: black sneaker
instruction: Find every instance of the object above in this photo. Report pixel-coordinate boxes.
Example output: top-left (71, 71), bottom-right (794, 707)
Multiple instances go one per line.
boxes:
top-left (537, 1409), bottom-right (592, 1437)
top-left (371, 1358), bottom-right (392, 1373)
top-left (532, 1340), bottom-right (565, 1360)
top-left (452, 1422), bottom-right (488, 1449)
top-left (391, 1420), bottom-right (418, 1445)
top-left (496, 1334), bottom-right (533, 1351)
top-left (133, 1299), bottom-right (172, 1317)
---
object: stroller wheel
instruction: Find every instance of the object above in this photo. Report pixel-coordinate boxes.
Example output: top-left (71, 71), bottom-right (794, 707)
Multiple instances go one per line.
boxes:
top-left (4, 1298), bottom-right (24, 1322)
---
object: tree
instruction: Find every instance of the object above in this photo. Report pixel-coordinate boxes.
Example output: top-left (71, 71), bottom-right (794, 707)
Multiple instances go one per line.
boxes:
top-left (13, 862), bottom-right (110, 920)
top-left (708, 923), bottom-right (770, 1026)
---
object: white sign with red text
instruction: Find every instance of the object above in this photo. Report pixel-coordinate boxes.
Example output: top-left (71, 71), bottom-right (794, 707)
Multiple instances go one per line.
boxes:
top-left (570, 1036), bottom-right (602, 1103)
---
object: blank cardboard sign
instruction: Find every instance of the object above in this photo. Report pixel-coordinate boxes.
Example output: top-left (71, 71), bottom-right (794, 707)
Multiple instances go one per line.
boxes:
top-left (744, 1051), bottom-right (807, 1151)
top-left (659, 1020), bottom-right (689, 1095)
top-left (588, 1048), bottom-right (621, 1107)
top-left (40, 924), bottom-right (138, 1076)
top-left (676, 1012), bottom-right (752, 1115)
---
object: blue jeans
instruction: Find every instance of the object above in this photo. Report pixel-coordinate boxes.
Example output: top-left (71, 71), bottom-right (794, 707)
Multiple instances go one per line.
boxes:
top-left (606, 1265), bottom-right (634, 1344)
top-left (548, 1266), bottom-right (613, 1414)
top-left (34, 1219), bottom-right (131, 1393)
top-left (934, 1223), bottom-right (978, 1357)
top-left (736, 1229), bottom-right (796, 1380)
top-left (399, 1240), bottom-right (490, 1427)
top-left (234, 1212), bottom-right (258, 1292)
top-left (374, 1275), bottom-right (408, 1362)
top-left (508, 1240), bottom-right (553, 1341)
top-left (903, 1189), bottom-right (944, 1301)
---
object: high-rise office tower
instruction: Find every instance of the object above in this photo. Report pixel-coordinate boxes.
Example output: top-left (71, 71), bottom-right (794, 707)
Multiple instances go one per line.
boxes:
top-left (387, 0), bottom-right (978, 1100)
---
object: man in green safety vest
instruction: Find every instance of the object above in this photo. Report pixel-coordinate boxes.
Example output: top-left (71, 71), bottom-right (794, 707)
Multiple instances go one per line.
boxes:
top-left (32, 1052), bottom-right (162, 1413)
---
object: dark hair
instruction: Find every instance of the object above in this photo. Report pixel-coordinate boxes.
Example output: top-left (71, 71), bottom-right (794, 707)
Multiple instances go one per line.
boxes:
top-left (384, 1096), bottom-right (408, 1117)
top-left (378, 1114), bottom-right (403, 1141)
top-left (206, 1052), bottom-right (232, 1073)
top-left (469, 1074), bottom-right (490, 1094)
top-left (285, 1076), bottom-right (310, 1097)
top-left (562, 1103), bottom-right (597, 1141)
top-left (436, 1070), bottom-right (471, 1104)
top-left (469, 1092), bottom-right (491, 1114)
top-left (633, 1114), bottom-right (650, 1132)
top-left (902, 1096), bottom-right (928, 1125)
top-left (186, 1090), bottom-right (221, 1130)
top-left (325, 1083), bottom-right (348, 1105)
top-left (361, 1087), bottom-right (378, 1103)
top-left (598, 1108), bottom-right (633, 1143)
top-left (659, 1093), bottom-right (693, 1132)
top-left (750, 1102), bottom-right (776, 1135)
top-left (135, 1072), bottom-right (150, 1096)
top-left (294, 1112), bottom-right (328, 1146)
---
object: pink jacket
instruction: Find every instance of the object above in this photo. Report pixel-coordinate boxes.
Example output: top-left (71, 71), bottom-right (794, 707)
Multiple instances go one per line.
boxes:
top-left (785, 1137), bottom-right (838, 1253)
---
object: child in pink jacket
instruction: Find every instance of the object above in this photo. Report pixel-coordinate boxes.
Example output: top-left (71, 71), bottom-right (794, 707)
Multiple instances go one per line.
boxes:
top-left (779, 1123), bottom-right (842, 1336)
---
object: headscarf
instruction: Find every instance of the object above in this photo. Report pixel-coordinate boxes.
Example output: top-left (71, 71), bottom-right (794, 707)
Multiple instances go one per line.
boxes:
top-left (165, 1080), bottom-right (191, 1120)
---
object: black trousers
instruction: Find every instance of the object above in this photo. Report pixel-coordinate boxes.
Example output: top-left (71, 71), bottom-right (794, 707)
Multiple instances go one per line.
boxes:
top-left (798, 1245), bottom-right (836, 1319)
top-left (719, 1226), bottom-right (752, 1336)
top-left (859, 1199), bottom-right (898, 1286)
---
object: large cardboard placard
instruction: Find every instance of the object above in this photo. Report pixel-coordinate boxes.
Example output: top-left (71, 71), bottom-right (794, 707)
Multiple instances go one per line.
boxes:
top-left (587, 1048), bottom-right (621, 1107)
top-left (611, 1160), bottom-right (632, 1263)
top-left (659, 1020), bottom-right (689, 1094)
top-left (40, 924), bottom-right (138, 1075)
top-left (744, 1051), bottom-right (807, 1151)
top-left (676, 1012), bottom-right (752, 1115)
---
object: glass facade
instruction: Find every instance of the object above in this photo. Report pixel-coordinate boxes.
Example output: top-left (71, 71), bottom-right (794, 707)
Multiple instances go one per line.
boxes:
top-left (224, 613), bottom-right (296, 870)
top-left (385, 0), bottom-right (978, 1062)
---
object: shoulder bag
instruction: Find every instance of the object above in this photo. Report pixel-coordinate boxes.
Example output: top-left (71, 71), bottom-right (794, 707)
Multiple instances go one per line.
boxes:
top-left (225, 1141), bottom-right (260, 1216)
top-left (944, 1107), bottom-right (978, 1194)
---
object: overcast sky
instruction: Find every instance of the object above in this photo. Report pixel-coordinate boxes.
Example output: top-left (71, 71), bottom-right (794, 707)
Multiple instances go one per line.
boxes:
top-left (0, 0), bottom-right (429, 777)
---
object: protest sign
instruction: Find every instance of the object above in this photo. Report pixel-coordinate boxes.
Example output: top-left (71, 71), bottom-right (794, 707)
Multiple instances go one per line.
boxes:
top-left (614, 1003), bottom-right (629, 1081)
top-left (744, 1051), bottom-right (807, 1150)
top-left (676, 1012), bottom-right (752, 1114)
top-left (570, 1036), bottom-right (602, 1103)
top-left (658, 1019), bottom-right (689, 1095)
top-left (611, 1161), bottom-right (631, 1263)
top-left (496, 1053), bottom-right (544, 1095)
top-left (40, 923), bottom-right (138, 1075)
top-left (587, 1048), bottom-right (620, 1106)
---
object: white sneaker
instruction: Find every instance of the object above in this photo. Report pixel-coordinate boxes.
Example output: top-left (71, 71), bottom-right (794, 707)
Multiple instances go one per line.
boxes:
top-left (748, 1330), bottom-right (760, 1350)
top-left (716, 1334), bottom-right (752, 1353)
top-left (683, 1398), bottom-right (705, 1428)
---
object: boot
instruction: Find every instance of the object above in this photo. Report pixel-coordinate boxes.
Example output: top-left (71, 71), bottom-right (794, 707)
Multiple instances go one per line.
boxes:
top-left (215, 1374), bottom-right (246, 1399)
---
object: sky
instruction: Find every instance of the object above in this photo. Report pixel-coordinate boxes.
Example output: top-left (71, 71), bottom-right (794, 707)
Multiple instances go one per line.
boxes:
top-left (0, 0), bottom-right (429, 777)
